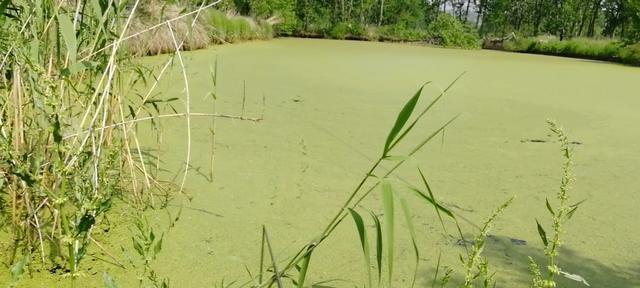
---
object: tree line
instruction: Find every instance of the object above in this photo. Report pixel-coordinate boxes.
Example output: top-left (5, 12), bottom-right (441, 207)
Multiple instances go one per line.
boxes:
top-left (203, 0), bottom-right (640, 42)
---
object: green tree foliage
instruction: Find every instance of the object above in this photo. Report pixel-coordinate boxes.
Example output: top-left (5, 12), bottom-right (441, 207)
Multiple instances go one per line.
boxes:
top-left (478, 0), bottom-right (640, 41)
top-left (168, 0), bottom-right (640, 50)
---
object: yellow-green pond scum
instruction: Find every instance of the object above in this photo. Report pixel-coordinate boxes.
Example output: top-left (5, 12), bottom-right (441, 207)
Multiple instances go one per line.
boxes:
top-left (4, 38), bottom-right (639, 287)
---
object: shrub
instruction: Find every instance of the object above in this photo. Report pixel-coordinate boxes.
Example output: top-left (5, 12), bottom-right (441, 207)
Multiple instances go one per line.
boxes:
top-left (619, 43), bottom-right (640, 65)
top-left (425, 14), bottom-right (481, 49)
top-left (328, 22), bottom-right (350, 40)
top-left (377, 25), bottom-right (428, 42)
top-left (250, 0), bottom-right (297, 35)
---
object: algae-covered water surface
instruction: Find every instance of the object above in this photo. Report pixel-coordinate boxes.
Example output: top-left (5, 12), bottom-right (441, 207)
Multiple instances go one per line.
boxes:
top-left (9, 38), bottom-right (640, 287)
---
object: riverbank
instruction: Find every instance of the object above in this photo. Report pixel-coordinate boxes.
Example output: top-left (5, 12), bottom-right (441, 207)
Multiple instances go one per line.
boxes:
top-left (483, 36), bottom-right (640, 66)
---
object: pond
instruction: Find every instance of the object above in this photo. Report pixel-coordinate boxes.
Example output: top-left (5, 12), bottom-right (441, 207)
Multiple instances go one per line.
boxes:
top-left (11, 38), bottom-right (640, 287)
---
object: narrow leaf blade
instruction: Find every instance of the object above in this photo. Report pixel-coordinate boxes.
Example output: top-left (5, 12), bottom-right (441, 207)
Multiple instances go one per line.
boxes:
top-left (368, 210), bottom-right (383, 284)
top-left (347, 208), bottom-right (372, 288)
top-left (383, 86), bottom-right (424, 156)
top-left (381, 181), bottom-right (395, 287)
top-left (400, 197), bottom-right (419, 288)
top-left (535, 219), bottom-right (549, 247)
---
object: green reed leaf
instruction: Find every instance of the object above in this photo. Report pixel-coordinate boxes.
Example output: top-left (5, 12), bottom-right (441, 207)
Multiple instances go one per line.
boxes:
top-left (368, 210), bottom-right (383, 285)
top-left (418, 168), bottom-right (447, 230)
top-left (296, 249), bottom-right (313, 288)
top-left (408, 186), bottom-right (454, 218)
top-left (400, 197), bottom-right (420, 288)
top-left (383, 85), bottom-right (425, 156)
top-left (347, 208), bottom-right (372, 288)
top-left (381, 181), bottom-right (395, 287)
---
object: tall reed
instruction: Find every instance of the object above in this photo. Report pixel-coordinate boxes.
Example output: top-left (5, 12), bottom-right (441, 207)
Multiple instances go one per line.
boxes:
top-left (0, 0), bottom-right (230, 281)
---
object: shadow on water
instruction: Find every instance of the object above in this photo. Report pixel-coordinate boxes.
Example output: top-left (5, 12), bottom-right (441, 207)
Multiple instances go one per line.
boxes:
top-left (422, 234), bottom-right (639, 288)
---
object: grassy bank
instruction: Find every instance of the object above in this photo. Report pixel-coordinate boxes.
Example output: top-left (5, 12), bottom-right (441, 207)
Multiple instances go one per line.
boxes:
top-left (484, 36), bottom-right (640, 66)
top-left (127, 2), bottom-right (273, 56)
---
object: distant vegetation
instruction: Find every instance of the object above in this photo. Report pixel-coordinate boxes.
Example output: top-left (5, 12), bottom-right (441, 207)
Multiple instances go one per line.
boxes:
top-left (496, 36), bottom-right (640, 65)
top-left (128, 1), bottom-right (274, 56)
top-left (200, 0), bottom-right (640, 63)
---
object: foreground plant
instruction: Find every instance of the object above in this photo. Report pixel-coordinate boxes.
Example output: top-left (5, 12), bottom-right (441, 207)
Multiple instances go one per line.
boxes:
top-left (529, 120), bottom-right (589, 288)
top-left (0, 0), bottom-right (232, 281)
top-left (240, 75), bottom-right (465, 288)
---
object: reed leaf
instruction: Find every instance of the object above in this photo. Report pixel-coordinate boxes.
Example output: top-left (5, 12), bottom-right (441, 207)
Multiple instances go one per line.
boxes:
top-left (383, 84), bottom-right (426, 156)
top-left (400, 197), bottom-right (420, 288)
top-left (381, 181), bottom-right (395, 287)
top-left (348, 208), bottom-right (372, 288)
top-left (368, 210), bottom-right (384, 285)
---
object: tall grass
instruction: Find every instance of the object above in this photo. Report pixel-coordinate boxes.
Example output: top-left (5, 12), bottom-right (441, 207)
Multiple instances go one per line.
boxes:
top-left (0, 0), bottom-right (255, 284)
top-left (495, 36), bottom-right (640, 66)
top-left (126, 2), bottom-right (274, 56)
top-left (204, 10), bottom-right (273, 44)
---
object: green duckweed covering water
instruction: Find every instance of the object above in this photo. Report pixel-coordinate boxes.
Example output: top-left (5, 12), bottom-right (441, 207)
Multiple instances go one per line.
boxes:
top-left (5, 38), bottom-right (639, 287)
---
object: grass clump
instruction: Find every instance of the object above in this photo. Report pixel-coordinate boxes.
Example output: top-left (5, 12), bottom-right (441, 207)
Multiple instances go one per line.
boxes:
top-left (204, 10), bottom-right (274, 44)
top-left (128, 0), bottom-right (211, 56)
top-left (499, 36), bottom-right (640, 65)
top-left (127, 2), bottom-right (274, 56)
top-left (0, 0), bottom-right (228, 284)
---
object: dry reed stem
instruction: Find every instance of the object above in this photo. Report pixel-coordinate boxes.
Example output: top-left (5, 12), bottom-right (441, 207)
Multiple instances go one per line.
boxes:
top-left (80, 0), bottom-right (223, 61)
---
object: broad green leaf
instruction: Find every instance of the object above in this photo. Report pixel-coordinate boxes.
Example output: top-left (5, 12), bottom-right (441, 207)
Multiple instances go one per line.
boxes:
top-left (535, 219), bottom-right (548, 247)
top-left (400, 197), bottom-right (419, 288)
top-left (0, 0), bottom-right (10, 18)
top-left (381, 181), bottom-right (395, 287)
top-left (11, 254), bottom-right (29, 283)
top-left (347, 208), bottom-right (372, 288)
top-left (388, 73), bottom-right (465, 152)
top-left (296, 249), bottom-right (313, 288)
top-left (57, 13), bottom-right (77, 64)
top-left (383, 85), bottom-right (425, 156)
